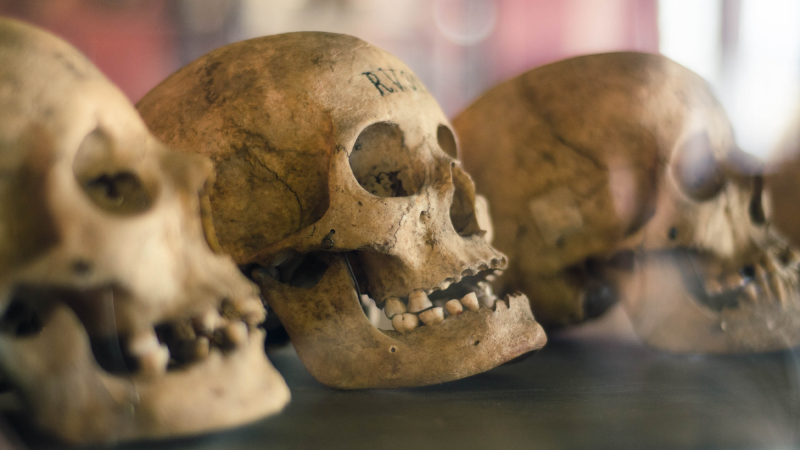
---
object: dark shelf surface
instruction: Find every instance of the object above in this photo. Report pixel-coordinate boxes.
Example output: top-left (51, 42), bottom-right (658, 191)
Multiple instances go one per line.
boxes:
top-left (5, 330), bottom-right (800, 450)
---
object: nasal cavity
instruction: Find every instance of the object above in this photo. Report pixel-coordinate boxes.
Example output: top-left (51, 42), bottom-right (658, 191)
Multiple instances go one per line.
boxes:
top-left (349, 122), bottom-right (425, 198)
top-left (449, 164), bottom-right (483, 237)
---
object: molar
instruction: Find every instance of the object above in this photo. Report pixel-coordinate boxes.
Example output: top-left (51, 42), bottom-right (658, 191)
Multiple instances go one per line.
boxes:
top-left (408, 290), bottom-right (432, 313)
top-left (419, 307), bottom-right (444, 325)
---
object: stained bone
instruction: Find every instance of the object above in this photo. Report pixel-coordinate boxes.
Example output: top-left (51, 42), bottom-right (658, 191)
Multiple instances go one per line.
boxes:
top-left (454, 51), bottom-right (800, 352)
top-left (137, 31), bottom-right (547, 389)
top-left (0, 19), bottom-right (289, 444)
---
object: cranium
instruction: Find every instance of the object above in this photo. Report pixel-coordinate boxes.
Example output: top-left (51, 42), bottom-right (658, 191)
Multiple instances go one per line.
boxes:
top-left (0, 19), bottom-right (289, 444)
top-left (454, 52), bottom-right (800, 353)
top-left (137, 32), bottom-right (546, 389)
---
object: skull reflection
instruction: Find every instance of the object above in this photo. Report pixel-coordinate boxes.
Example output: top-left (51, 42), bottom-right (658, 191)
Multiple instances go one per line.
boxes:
top-left (454, 52), bottom-right (800, 353)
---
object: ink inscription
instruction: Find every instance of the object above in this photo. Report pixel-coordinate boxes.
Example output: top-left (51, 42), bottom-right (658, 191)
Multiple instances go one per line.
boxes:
top-left (362, 68), bottom-right (423, 97)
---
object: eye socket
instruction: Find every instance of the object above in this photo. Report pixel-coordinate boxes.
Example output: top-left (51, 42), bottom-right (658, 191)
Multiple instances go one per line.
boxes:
top-left (671, 131), bottom-right (726, 201)
top-left (83, 172), bottom-right (151, 214)
top-left (73, 128), bottom-right (155, 215)
top-left (437, 124), bottom-right (458, 159)
top-left (349, 122), bottom-right (425, 198)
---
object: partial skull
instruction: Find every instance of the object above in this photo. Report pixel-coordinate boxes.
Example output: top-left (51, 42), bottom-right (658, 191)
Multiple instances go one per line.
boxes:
top-left (0, 19), bottom-right (289, 444)
top-left (454, 52), bottom-right (800, 353)
top-left (138, 32), bottom-right (546, 389)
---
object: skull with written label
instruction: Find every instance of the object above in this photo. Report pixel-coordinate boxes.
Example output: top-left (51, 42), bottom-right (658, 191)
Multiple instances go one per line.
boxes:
top-left (138, 32), bottom-right (546, 389)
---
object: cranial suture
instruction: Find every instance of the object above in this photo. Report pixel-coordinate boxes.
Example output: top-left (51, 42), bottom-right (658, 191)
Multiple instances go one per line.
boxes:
top-left (0, 18), bottom-right (289, 444)
top-left (138, 32), bottom-right (547, 389)
top-left (454, 52), bottom-right (800, 353)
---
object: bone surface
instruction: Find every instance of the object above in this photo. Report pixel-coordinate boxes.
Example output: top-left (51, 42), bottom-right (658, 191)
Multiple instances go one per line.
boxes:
top-left (138, 32), bottom-right (546, 388)
top-left (0, 19), bottom-right (289, 444)
top-left (454, 52), bottom-right (800, 353)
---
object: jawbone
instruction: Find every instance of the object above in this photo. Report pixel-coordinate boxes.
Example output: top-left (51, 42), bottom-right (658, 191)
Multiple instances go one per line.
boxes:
top-left (254, 253), bottom-right (547, 389)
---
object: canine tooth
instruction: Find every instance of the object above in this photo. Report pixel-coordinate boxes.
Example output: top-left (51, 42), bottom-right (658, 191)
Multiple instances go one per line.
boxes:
top-left (392, 313), bottom-right (419, 333)
top-left (419, 307), bottom-right (444, 325)
top-left (140, 344), bottom-right (169, 377)
top-left (225, 322), bottom-right (249, 346)
top-left (460, 292), bottom-right (480, 311)
top-left (196, 309), bottom-right (223, 335)
top-left (408, 289), bottom-right (432, 313)
top-left (194, 337), bottom-right (210, 359)
top-left (384, 297), bottom-right (407, 319)
top-left (445, 299), bottom-right (463, 316)
top-left (128, 329), bottom-right (159, 357)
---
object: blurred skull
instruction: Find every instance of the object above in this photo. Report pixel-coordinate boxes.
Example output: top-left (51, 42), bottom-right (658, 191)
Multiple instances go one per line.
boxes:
top-left (137, 32), bottom-right (546, 389)
top-left (454, 52), bottom-right (800, 353)
top-left (0, 19), bottom-right (289, 444)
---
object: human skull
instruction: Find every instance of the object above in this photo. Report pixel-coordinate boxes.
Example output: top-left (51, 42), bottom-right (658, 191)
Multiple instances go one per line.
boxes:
top-left (0, 19), bottom-right (289, 444)
top-left (137, 32), bottom-right (546, 389)
top-left (454, 52), bottom-right (800, 353)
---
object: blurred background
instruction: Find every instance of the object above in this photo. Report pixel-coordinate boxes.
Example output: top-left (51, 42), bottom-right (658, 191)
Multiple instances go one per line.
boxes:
top-left (0, 0), bottom-right (797, 157)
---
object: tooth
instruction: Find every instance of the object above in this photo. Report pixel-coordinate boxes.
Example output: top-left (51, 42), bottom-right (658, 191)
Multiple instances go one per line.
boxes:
top-left (479, 294), bottom-right (496, 309)
top-left (460, 292), bottom-right (480, 311)
top-left (392, 313), bottom-right (419, 333)
top-left (128, 329), bottom-right (160, 357)
top-left (408, 289), bottom-right (432, 313)
top-left (237, 299), bottom-right (266, 326)
top-left (194, 337), bottom-right (210, 359)
top-left (140, 344), bottom-right (169, 377)
top-left (384, 297), bottom-right (407, 319)
top-left (419, 307), bottom-right (444, 325)
top-left (195, 309), bottom-right (223, 335)
top-left (705, 278), bottom-right (723, 296)
top-left (744, 283), bottom-right (759, 302)
top-left (773, 276), bottom-right (787, 304)
top-left (225, 322), bottom-right (249, 346)
top-left (445, 299), bottom-right (463, 316)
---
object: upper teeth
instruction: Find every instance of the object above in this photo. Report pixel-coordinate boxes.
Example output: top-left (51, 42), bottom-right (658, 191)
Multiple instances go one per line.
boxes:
top-left (384, 297), bottom-right (407, 319)
top-left (408, 290), bottom-right (432, 313)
